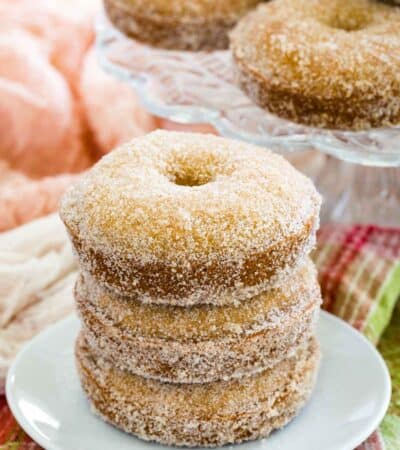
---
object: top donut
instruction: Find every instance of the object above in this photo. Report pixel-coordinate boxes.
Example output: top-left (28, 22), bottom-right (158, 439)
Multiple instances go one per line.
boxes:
top-left (231, 0), bottom-right (400, 130)
top-left (104, 0), bottom-right (266, 50)
top-left (60, 131), bottom-right (321, 305)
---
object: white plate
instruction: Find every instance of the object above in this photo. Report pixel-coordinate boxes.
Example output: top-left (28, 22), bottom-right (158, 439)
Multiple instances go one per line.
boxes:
top-left (7, 311), bottom-right (390, 450)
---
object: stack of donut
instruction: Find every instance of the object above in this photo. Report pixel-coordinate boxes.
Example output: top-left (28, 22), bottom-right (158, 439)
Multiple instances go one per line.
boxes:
top-left (60, 130), bottom-right (322, 447)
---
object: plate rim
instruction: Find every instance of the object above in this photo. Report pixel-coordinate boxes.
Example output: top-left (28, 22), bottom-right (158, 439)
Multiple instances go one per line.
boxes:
top-left (6, 311), bottom-right (391, 450)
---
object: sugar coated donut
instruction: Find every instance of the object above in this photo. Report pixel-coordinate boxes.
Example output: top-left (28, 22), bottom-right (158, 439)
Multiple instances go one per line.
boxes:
top-left (76, 333), bottom-right (320, 447)
top-left (76, 258), bottom-right (321, 383)
top-left (230, 0), bottom-right (400, 130)
top-left (104, 0), bottom-right (265, 50)
top-left (60, 131), bottom-right (321, 306)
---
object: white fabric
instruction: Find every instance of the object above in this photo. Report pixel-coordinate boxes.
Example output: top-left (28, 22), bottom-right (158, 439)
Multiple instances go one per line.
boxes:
top-left (0, 213), bottom-right (76, 391)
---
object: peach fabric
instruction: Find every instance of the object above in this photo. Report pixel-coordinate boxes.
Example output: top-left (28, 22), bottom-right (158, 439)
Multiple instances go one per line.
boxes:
top-left (0, 161), bottom-right (79, 232)
top-left (0, 0), bottom-right (95, 88)
top-left (0, 30), bottom-right (92, 178)
top-left (0, 0), bottom-right (161, 231)
top-left (80, 50), bottom-right (158, 155)
top-left (0, 0), bottom-right (99, 178)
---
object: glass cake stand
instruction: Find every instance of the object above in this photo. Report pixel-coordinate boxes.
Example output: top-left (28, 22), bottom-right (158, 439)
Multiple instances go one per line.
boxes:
top-left (96, 16), bottom-right (400, 226)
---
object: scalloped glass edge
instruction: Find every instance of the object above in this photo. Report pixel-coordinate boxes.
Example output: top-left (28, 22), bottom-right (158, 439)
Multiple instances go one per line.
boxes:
top-left (95, 15), bottom-right (400, 167)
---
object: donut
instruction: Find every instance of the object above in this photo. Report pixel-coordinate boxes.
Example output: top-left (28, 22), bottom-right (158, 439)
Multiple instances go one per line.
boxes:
top-left (76, 333), bottom-right (320, 447)
top-left (60, 130), bottom-right (321, 306)
top-left (76, 258), bottom-right (321, 383)
top-left (230, 0), bottom-right (400, 130)
top-left (103, 0), bottom-right (265, 50)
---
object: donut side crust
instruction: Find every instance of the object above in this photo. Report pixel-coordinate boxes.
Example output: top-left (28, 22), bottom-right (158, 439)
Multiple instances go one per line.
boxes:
top-left (232, 53), bottom-right (400, 130)
top-left (66, 215), bottom-right (317, 306)
top-left (75, 258), bottom-right (319, 341)
top-left (76, 334), bottom-right (320, 447)
top-left (77, 296), bottom-right (320, 383)
top-left (104, 0), bottom-right (237, 50)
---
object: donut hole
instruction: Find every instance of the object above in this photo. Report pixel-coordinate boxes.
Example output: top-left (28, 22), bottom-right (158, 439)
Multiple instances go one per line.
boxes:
top-left (171, 170), bottom-right (213, 187)
top-left (166, 152), bottom-right (227, 187)
top-left (320, 7), bottom-right (372, 31)
top-left (328, 16), bottom-right (370, 31)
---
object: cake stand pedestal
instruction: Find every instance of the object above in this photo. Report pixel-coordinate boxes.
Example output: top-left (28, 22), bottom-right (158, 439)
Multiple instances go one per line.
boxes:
top-left (316, 160), bottom-right (399, 226)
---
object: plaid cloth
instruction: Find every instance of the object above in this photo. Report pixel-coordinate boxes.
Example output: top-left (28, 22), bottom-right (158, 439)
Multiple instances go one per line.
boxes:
top-left (315, 225), bottom-right (400, 450)
top-left (1, 224), bottom-right (400, 450)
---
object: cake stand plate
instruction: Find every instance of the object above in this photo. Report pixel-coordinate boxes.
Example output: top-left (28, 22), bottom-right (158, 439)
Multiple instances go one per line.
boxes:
top-left (6, 312), bottom-right (390, 450)
top-left (96, 17), bottom-right (400, 225)
top-left (96, 16), bottom-right (400, 168)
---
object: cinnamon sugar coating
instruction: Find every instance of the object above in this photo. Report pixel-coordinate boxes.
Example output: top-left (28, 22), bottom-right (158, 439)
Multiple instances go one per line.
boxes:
top-left (76, 333), bottom-right (320, 447)
top-left (104, 0), bottom-right (265, 51)
top-left (230, 0), bottom-right (400, 130)
top-left (60, 131), bottom-right (321, 306)
top-left (76, 258), bottom-right (321, 383)
top-left (77, 258), bottom-right (318, 341)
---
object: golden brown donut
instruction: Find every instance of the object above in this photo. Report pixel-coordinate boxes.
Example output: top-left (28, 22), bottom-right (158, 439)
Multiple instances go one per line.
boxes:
top-left (60, 131), bottom-right (321, 306)
top-left (104, 0), bottom-right (265, 50)
top-left (230, 0), bottom-right (400, 130)
top-left (76, 333), bottom-right (320, 447)
top-left (76, 258), bottom-right (321, 383)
